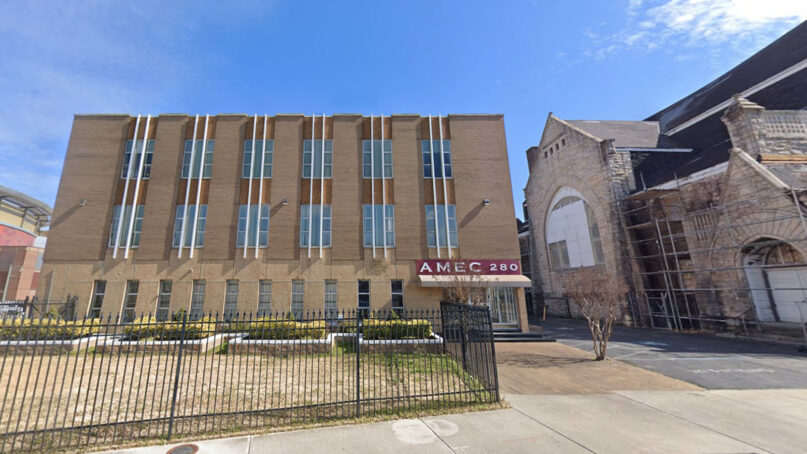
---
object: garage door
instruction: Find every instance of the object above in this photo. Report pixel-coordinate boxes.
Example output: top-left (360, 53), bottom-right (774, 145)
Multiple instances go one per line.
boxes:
top-left (766, 267), bottom-right (807, 323)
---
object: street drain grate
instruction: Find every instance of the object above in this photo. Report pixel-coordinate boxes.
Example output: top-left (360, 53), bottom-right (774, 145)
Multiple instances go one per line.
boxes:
top-left (166, 444), bottom-right (199, 454)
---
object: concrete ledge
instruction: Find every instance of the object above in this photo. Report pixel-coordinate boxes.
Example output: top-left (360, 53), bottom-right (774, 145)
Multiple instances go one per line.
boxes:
top-left (0, 335), bottom-right (99, 354)
top-left (229, 335), bottom-right (332, 355)
top-left (95, 333), bottom-right (233, 354)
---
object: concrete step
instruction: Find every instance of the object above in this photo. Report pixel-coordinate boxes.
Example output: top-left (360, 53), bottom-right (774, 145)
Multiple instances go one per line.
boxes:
top-left (493, 332), bottom-right (556, 343)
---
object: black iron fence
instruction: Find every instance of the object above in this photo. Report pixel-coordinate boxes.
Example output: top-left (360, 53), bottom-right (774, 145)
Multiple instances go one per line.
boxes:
top-left (0, 306), bottom-right (498, 453)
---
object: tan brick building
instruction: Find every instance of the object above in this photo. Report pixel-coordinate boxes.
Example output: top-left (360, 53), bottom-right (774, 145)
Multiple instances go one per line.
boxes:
top-left (525, 22), bottom-right (807, 336)
top-left (40, 113), bottom-right (530, 330)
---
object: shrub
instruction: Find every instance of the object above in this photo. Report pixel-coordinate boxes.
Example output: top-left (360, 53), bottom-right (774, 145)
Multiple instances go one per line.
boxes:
top-left (0, 318), bottom-right (100, 340)
top-left (362, 319), bottom-right (432, 340)
top-left (124, 316), bottom-right (217, 340)
top-left (244, 318), bottom-right (327, 340)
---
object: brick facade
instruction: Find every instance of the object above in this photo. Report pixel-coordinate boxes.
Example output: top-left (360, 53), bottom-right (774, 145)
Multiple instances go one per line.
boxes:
top-left (39, 113), bottom-right (529, 331)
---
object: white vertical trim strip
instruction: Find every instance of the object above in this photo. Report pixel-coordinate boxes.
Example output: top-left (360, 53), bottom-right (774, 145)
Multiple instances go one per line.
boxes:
top-left (381, 115), bottom-right (387, 259)
top-left (256, 114), bottom-right (267, 259)
top-left (319, 114), bottom-right (325, 258)
top-left (438, 114), bottom-right (451, 259)
top-left (244, 114), bottom-right (257, 258)
top-left (114, 115), bottom-right (140, 259)
top-left (178, 114), bottom-right (199, 259)
top-left (370, 115), bottom-right (376, 258)
top-left (307, 114), bottom-right (314, 259)
top-left (428, 115), bottom-right (440, 257)
top-left (189, 114), bottom-right (209, 258)
top-left (124, 114), bottom-right (151, 259)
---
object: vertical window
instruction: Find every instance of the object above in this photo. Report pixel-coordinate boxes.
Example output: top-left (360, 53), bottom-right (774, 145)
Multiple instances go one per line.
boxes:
top-left (108, 205), bottom-right (145, 247)
top-left (237, 205), bottom-right (270, 247)
top-left (224, 280), bottom-right (239, 321)
top-left (546, 192), bottom-right (604, 269)
top-left (422, 140), bottom-right (452, 178)
top-left (585, 203), bottom-right (606, 265)
top-left (190, 280), bottom-right (205, 320)
top-left (122, 139), bottom-right (155, 179)
top-left (362, 205), bottom-right (395, 247)
top-left (391, 280), bottom-right (403, 316)
top-left (324, 280), bottom-right (338, 319)
top-left (258, 280), bottom-right (272, 316)
top-left (357, 280), bottom-right (370, 316)
top-left (172, 205), bottom-right (207, 247)
top-left (302, 139), bottom-right (333, 178)
top-left (548, 241), bottom-right (571, 269)
top-left (362, 140), bottom-right (393, 178)
top-left (291, 280), bottom-right (305, 318)
top-left (425, 205), bottom-right (458, 247)
top-left (182, 140), bottom-right (214, 178)
top-left (122, 280), bottom-right (139, 323)
top-left (157, 280), bottom-right (172, 321)
top-left (300, 205), bottom-right (332, 247)
top-left (242, 139), bottom-right (273, 178)
top-left (88, 280), bottom-right (106, 318)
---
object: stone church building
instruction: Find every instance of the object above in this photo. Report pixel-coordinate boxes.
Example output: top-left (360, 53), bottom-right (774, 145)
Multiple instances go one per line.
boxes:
top-left (524, 22), bottom-right (807, 336)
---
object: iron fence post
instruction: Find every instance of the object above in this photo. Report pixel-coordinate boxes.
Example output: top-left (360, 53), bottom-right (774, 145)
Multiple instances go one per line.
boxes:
top-left (459, 309), bottom-right (468, 372)
top-left (355, 315), bottom-right (361, 417)
top-left (486, 308), bottom-right (500, 402)
top-left (167, 312), bottom-right (188, 440)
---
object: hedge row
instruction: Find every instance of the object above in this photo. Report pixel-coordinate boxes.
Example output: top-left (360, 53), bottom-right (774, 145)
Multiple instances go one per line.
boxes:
top-left (362, 319), bottom-right (432, 340)
top-left (239, 319), bottom-right (327, 340)
top-left (0, 318), bottom-right (100, 340)
top-left (124, 316), bottom-right (217, 340)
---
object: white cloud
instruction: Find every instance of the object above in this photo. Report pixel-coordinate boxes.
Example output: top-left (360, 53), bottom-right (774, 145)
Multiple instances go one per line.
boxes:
top-left (587, 0), bottom-right (807, 59)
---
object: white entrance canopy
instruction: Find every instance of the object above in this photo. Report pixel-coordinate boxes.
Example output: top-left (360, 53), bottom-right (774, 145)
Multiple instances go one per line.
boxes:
top-left (418, 275), bottom-right (531, 288)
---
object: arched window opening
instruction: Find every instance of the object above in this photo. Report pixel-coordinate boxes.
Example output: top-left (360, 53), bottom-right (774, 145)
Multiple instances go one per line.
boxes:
top-left (545, 189), bottom-right (605, 270)
top-left (741, 238), bottom-right (806, 323)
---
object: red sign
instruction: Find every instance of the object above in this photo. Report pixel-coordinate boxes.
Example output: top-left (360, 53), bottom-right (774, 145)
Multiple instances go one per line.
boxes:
top-left (416, 259), bottom-right (521, 275)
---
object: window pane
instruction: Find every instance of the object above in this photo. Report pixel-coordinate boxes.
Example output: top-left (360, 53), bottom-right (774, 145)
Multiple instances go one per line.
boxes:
top-left (422, 140), bottom-right (452, 179)
top-left (122, 140), bottom-right (154, 180)
top-left (109, 205), bottom-right (144, 247)
top-left (258, 280), bottom-right (272, 316)
top-left (300, 205), bottom-right (331, 247)
top-left (291, 280), bottom-right (304, 316)
top-left (182, 140), bottom-right (214, 179)
top-left (190, 280), bottom-right (206, 320)
top-left (224, 280), bottom-right (239, 320)
top-left (425, 204), bottom-right (457, 248)
top-left (303, 140), bottom-right (333, 178)
top-left (173, 205), bottom-right (207, 248)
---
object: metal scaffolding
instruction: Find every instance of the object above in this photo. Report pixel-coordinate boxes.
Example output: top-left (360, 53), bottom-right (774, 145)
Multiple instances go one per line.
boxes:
top-left (616, 172), bottom-right (807, 342)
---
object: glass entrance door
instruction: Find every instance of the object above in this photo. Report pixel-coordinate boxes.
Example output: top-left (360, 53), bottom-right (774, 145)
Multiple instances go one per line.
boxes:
top-left (487, 287), bottom-right (518, 325)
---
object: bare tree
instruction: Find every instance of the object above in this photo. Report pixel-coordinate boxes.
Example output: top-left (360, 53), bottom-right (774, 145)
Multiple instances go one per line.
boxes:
top-left (563, 267), bottom-right (628, 360)
top-left (440, 260), bottom-right (488, 307)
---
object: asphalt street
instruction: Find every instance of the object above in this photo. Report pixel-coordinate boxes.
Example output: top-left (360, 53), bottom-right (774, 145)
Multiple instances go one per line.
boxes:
top-left (539, 318), bottom-right (807, 389)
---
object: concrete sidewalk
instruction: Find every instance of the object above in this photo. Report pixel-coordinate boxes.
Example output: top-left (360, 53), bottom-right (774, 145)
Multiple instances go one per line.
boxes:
top-left (97, 388), bottom-right (807, 454)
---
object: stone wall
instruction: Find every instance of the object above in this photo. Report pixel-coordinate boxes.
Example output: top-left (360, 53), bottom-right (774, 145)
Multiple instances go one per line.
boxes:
top-left (524, 115), bottom-right (634, 317)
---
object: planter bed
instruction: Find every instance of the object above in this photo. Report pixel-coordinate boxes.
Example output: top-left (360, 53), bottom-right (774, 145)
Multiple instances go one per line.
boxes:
top-left (0, 335), bottom-right (103, 354)
top-left (359, 335), bottom-right (444, 354)
top-left (229, 333), bottom-right (445, 355)
top-left (94, 333), bottom-right (234, 354)
top-left (229, 334), bottom-right (333, 355)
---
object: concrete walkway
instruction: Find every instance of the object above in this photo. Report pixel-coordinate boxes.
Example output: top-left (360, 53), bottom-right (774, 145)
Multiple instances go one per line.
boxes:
top-left (98, 388), bottom-right (807, 454)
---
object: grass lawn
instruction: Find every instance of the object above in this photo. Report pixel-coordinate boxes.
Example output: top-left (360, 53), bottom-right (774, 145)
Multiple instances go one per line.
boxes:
top-left (0, 343), bottom-right (495, 452)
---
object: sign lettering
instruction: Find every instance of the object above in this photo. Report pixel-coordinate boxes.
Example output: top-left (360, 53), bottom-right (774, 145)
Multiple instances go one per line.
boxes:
top-left (416, 259), bottom-right (521, 275)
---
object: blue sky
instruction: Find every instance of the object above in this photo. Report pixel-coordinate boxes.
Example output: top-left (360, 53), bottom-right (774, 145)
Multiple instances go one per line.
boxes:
top-left (1, 1), bottom-right (805, 216)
